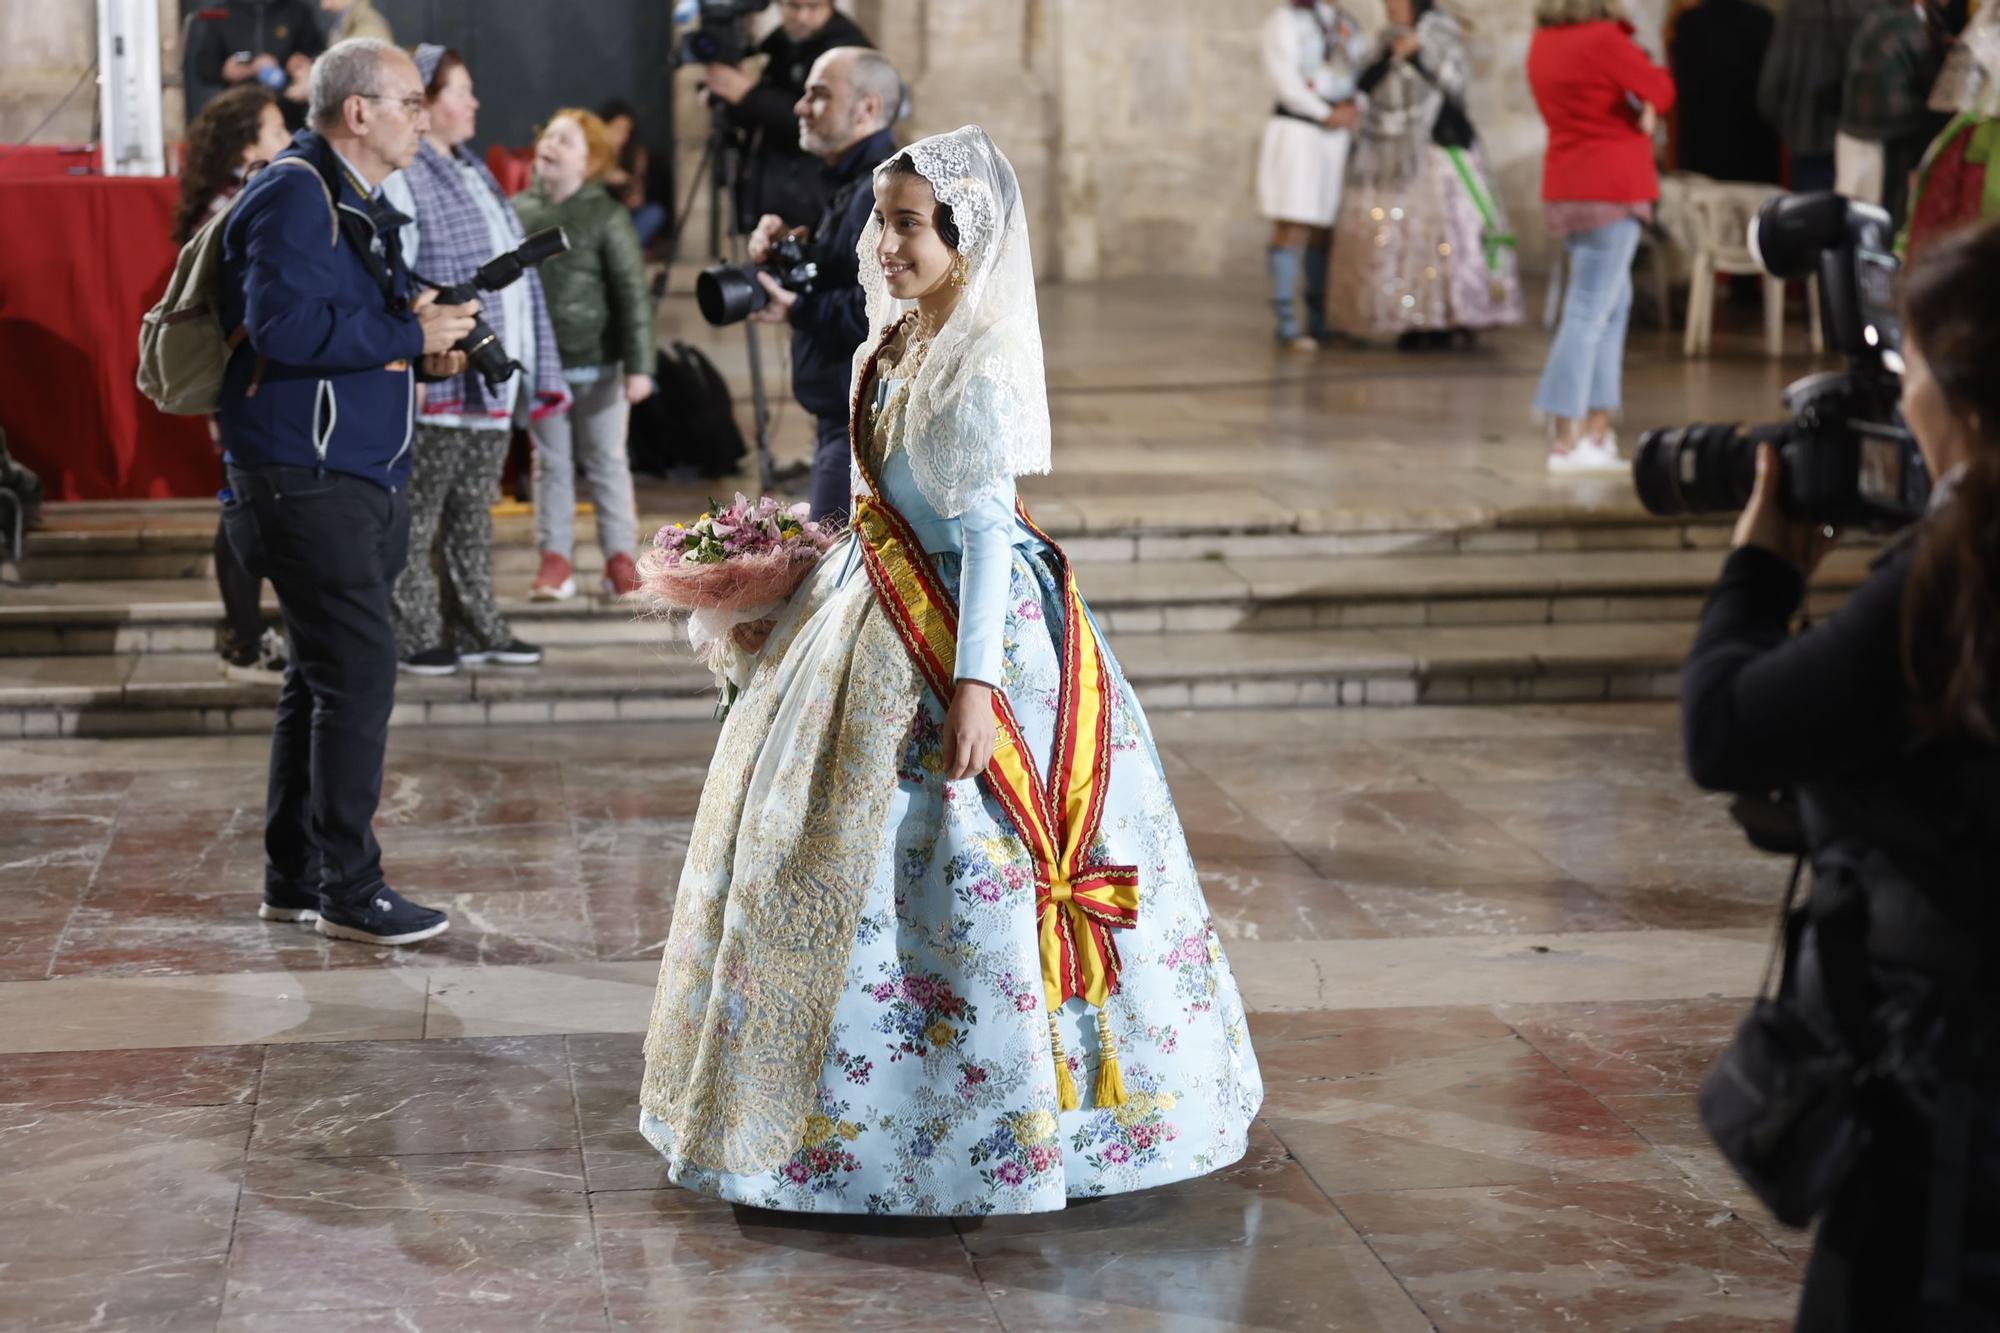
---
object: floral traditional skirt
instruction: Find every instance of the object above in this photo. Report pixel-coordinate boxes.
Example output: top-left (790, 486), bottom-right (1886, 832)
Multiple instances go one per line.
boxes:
top-left (638, 534), bottom-right (1264, 1215)
top-left (1329, 144), bottom-right (1524, 338)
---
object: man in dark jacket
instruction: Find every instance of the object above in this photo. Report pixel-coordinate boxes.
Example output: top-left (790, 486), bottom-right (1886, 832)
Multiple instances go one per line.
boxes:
top-left (189, 0), bottom-right (326, 127)
top-left (1671, 0), bottom-right (1782, 184)
top-left (743, 47), bottom-right (902, 521)
top-left (1757, 0), bottom-right (1881, 192)
top-left (217, 37), bottom-right (479, 946)
top-left (702, 0), bottom-right (873, 229)
top-left (1838, 0), bottom-right (1949, 228)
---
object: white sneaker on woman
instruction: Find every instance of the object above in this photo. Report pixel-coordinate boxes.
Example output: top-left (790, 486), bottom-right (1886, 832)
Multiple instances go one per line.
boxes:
top-left (1546, 435), bottom-right (1625, 474)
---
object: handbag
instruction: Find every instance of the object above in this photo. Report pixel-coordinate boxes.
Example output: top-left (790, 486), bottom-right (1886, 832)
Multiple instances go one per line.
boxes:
top-left (1432, 94), bottom-right (1476, 151)
top-left (1697, 857), bottom-right (1878, 1228)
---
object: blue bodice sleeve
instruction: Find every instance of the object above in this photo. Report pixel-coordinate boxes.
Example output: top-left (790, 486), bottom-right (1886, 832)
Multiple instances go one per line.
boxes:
top-left (952, 483), bottom-right (1018, 687)
top-left (871, 376), bottom-right (1036, 688)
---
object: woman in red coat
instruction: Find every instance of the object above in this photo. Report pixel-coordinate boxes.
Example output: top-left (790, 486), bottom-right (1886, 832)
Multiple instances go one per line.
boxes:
top-left (1527, 0), bottom-right (1675, 472)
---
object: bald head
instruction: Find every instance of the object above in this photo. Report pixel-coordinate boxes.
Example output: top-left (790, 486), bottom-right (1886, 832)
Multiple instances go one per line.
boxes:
top-left (795, 45), bottom-right (904, 161)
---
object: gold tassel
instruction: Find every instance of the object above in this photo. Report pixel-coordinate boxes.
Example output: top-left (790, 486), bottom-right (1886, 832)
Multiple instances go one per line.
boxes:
top-left (1048, 1011), bottom-right (1079, 1111)
top-left (1094, 1007), bottom-right (1129, 1108)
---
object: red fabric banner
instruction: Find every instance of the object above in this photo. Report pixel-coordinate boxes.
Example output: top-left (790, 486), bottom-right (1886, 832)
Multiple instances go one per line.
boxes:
top-left (0, 173), bottom-right (217, 500)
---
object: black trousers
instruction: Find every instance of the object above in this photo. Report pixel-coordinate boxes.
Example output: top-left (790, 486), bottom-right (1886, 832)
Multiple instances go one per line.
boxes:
top-left (224, 464), bottom-right (409, 911)
top-left (213, 514), bottom-right (266, 657)
top-left (810, 411), bottom-right (851, 525)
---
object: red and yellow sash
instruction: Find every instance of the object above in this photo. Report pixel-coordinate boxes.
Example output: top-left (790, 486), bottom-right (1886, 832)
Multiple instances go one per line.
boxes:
top-left (848, 321), bottom-right (1136, 1108)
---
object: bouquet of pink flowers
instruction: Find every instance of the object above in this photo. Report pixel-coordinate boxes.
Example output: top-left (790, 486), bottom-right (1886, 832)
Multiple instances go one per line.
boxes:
top-left (638, 493), bottom-right (837, 711)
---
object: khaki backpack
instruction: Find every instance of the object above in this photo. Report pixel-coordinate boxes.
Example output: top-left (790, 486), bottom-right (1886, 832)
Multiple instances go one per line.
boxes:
top-left (137, 157), bottom-right (337, 416)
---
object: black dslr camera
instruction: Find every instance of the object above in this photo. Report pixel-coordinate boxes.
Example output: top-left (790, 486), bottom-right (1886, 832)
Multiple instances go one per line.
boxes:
top-left (694, 233), bottom-right (818, 326)
top-left (1633, 193), bottom-right (1930, 530)
top-left (418, 227), bottom-right (569, 392)
top-left (674, 0), bottom-right (769, 66)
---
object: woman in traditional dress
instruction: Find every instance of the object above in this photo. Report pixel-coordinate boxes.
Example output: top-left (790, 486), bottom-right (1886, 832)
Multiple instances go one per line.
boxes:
top-left (1258, 0), bottom-right (1370, 349)
top-left (1326, 0), bottom-right (1522, 347)
top-left (638, 126), bottom-right (1264, 1216)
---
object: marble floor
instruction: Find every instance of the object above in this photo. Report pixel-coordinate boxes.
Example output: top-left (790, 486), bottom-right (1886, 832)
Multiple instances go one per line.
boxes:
top-left (0, 704), bottom-right (1810, 1331)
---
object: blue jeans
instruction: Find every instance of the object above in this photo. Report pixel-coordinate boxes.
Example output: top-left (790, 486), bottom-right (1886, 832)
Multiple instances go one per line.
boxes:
top-left (630, 201), bottom-right (666, 250)
top-left (1790, 154), bottom-right (1835, 195)
top-left (1533, 217), bottom-right (1642, 421)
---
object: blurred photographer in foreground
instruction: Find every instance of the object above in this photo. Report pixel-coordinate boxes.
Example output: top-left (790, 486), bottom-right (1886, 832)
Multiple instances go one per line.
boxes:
top-left (703, 0), bottom-right (873, 229)
top-left (1683, 217), bottom-right (2000, 1328)
top-left (742, 46), bottom-right (902, 521)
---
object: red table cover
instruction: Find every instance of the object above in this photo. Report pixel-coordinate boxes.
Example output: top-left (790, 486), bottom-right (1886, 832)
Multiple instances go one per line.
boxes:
top-left (0, 172), bottom-right (217, 500)
top-left (0, 144), bottom-right (100, 181)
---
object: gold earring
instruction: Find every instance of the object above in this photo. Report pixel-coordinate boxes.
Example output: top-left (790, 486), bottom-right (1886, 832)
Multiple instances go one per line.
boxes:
top-left (950, 254), bottom-right (970, 288)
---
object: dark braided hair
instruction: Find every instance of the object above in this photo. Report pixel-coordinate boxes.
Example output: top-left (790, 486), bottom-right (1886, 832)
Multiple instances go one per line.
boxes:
top-left (174, 84), bottom-right (278, 244)
top-left (1900, 219), bottom-right (2000, 740)
top-left (882, 152), bottom-right (960, 250)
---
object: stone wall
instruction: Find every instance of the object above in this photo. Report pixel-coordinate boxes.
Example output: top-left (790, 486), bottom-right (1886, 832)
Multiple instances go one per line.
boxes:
top-left (676, 0), bottom-right (1665, 278)
top-left (1, 2), bottom-right (187, 154)
top-left (11, 0), bottom-right (1688, 278)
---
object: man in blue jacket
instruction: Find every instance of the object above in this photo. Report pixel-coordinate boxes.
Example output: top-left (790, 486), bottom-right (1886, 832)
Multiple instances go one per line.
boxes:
top-left (217, 36), bottom-right (478, 946)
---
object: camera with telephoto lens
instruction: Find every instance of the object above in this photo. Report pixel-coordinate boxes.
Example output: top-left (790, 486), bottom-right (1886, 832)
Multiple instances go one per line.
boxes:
top-left (1632, 193), bottom-right (1930, 531)
top-left (695, 233), bottom-right (818, 326)
top-left (418, 227), bottom-right (570, 392)
top-left (674, 0), bottom-right (769, 67)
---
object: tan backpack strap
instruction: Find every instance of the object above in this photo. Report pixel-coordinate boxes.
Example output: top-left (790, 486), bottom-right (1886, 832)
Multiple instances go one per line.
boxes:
top-left (267, 156), bottom-right (339, 246)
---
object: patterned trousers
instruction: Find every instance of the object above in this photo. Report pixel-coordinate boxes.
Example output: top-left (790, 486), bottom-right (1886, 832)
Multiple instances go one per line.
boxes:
top-left (391, 424), bottom-right (512, 658)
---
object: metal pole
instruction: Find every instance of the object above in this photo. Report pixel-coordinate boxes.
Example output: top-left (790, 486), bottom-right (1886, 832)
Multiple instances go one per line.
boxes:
top-left (96, 0), bottom-right (166, 176)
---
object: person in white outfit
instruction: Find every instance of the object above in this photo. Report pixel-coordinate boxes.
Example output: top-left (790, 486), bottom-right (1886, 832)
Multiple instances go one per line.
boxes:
top-left (1259, 0), bottom-right (1369, 348)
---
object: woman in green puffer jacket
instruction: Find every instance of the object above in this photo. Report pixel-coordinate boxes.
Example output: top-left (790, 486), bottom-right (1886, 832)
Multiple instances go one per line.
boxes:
top-left (513, 108), bottom-right (656, 601)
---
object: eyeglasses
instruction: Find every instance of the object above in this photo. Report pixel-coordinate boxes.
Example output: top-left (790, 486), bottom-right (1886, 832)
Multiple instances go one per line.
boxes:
top-left (360, 92), bottom-right (427, 117)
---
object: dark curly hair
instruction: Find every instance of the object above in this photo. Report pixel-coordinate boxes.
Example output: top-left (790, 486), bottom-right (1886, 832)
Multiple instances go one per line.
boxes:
top-left (882, 152), bottom-right (960, 250)
top-left (174, 85), bottom-right (280, 244)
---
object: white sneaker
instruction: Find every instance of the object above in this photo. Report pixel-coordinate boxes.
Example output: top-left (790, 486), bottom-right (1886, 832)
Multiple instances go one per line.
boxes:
top-left (528, 576), bottom-right (575, 602)
top-left (1546, 444), bottom-right (1597, 474)
top-left (1547, 435), bottom-right (1625, 475)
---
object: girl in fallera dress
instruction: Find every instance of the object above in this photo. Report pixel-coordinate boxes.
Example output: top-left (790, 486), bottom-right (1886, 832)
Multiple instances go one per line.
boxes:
top-left (638, 126), bottom-right (1264, 1216)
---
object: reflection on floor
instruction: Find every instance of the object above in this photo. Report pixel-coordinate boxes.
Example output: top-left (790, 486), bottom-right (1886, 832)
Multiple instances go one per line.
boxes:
top-left (0, 706), bottom-right (1806, 1331)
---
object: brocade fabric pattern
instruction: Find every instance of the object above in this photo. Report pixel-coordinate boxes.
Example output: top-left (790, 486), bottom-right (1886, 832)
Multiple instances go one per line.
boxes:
top-left (1328, 10), bottom-right (1522, 338)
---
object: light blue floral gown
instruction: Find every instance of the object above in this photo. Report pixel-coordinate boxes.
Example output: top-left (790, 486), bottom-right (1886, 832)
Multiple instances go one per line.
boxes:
top-left (638, 362), bottom-right (1263, 1216)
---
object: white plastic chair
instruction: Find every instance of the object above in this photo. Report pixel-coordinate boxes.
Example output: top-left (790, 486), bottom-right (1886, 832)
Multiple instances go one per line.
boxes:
top-left (1680, 176), bottom-right (1823, 358)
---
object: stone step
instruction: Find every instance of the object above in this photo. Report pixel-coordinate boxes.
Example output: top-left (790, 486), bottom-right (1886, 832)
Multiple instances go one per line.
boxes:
top-left (11, 498), bottom-right (1739, 582)
top-left (0, 619), bottom-right (1699, 738)
top-left (0, 546), bottom-right (1871, 658)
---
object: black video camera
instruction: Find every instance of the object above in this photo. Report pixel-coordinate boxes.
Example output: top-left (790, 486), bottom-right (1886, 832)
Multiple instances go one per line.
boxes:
top-left (695, 233), bottom-right (818, 326)
top-left (1633, 193), bottom-right (1930, 530)
top-left (674, 0), bottom-right (770, 67)
top-left (418, 227), bottom-right (570, 392)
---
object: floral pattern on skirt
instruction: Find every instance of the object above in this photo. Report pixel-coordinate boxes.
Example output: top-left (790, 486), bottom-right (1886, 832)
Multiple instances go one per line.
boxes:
top-left (640, 538), bottom-right (1264, 1215)
top-left (1329, 144), bottom-right (1524, 339)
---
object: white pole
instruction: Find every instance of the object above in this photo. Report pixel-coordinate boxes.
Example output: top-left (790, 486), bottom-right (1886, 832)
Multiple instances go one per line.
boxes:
top-left (96, 0), bottom-right (166, 177)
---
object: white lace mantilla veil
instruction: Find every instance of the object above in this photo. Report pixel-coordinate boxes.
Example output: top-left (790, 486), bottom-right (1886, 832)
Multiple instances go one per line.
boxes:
top-left (850, 125), bottom-right (1053, 517)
